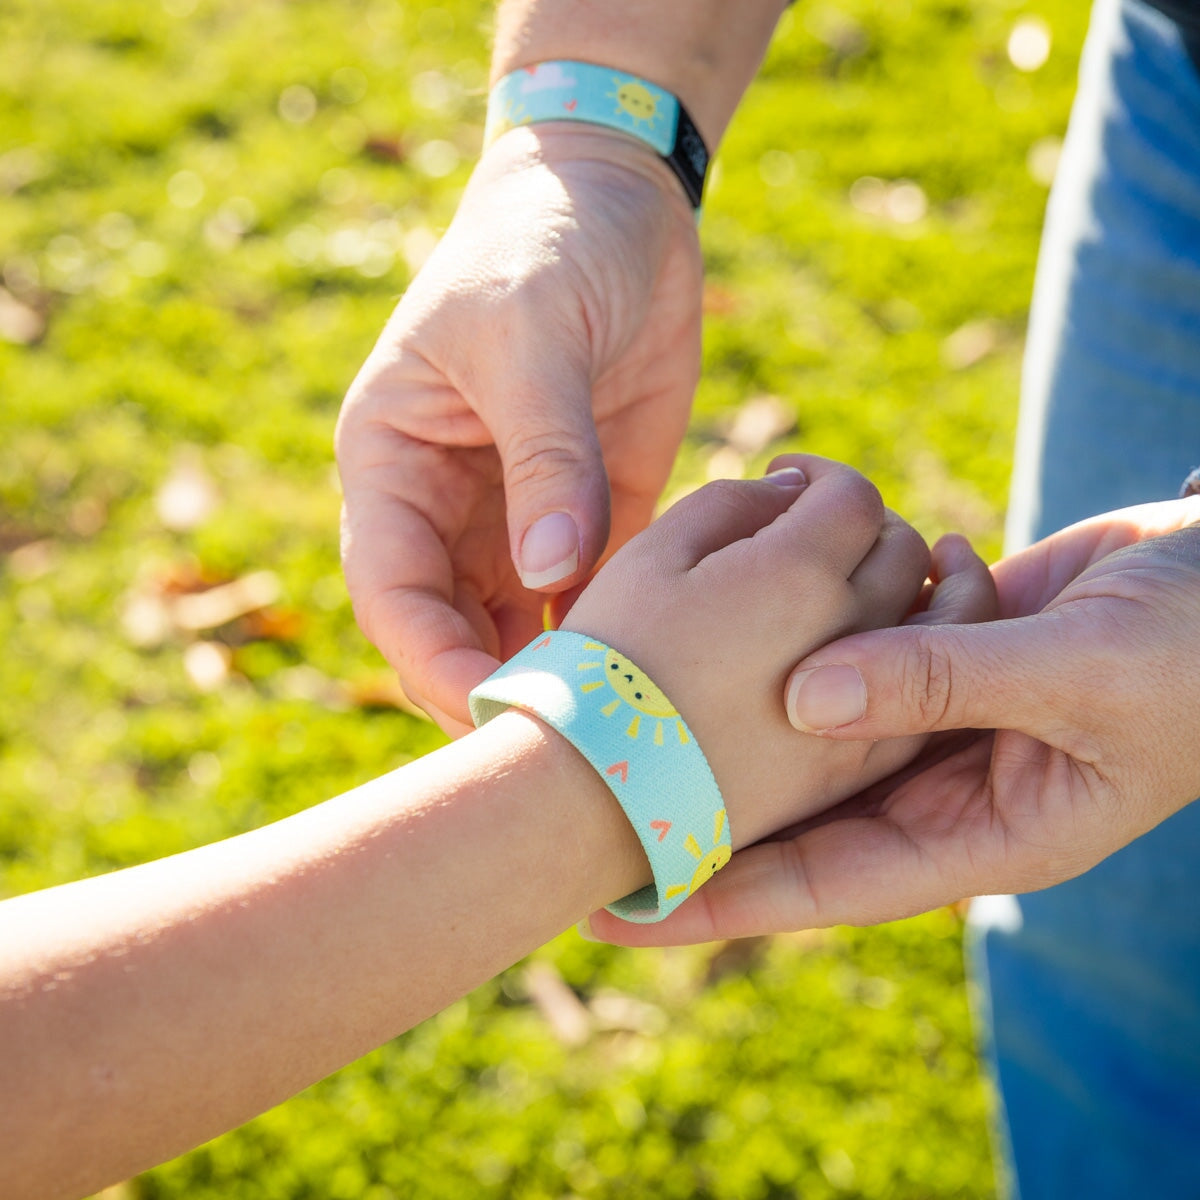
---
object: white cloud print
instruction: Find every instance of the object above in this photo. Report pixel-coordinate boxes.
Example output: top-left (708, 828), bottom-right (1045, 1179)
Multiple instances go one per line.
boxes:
top-left (518, 63), bottom-right (577, 94)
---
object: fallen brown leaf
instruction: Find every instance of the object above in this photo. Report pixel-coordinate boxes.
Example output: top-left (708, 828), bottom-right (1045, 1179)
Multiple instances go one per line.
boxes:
top-left (703, 935), bottom-right (772, 985)
top-left (722, 395), bottom-right (797, 456)
top-left (7, 538), bottom-right (56, 581)
top-left (523, 961), bottom-right (592, 1047)
top-left (588, 989), bottom-right (668, 1036)
top-left (171, 571), bottom-right (281, 632)
top-left (941, 318), bottom-right (1003, 371)
top-left (344, 674), bottom-right (433, 720)
top-left (362, 134), bottom-right (408, 163)
top-left (0, 286), bottom-right (46, 344)
top-left (238, 606), bottom-right (307, 643)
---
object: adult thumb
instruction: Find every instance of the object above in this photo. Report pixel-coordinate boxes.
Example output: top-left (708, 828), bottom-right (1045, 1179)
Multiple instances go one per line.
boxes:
top-left (491, 364), bottom-right (612, 594)
top-left (783, 615), bottom-right (1078, 740)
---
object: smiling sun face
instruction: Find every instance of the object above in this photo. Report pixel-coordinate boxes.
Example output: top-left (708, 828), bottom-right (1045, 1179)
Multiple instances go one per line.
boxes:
top-left (609, 79), bottom-right (659, 128)
top-left (667, 810), bottom-right (732, 900)
top-left (603, 649), bottom-right (674, 717)
top-left (578, 643), bottom-right (687, 743)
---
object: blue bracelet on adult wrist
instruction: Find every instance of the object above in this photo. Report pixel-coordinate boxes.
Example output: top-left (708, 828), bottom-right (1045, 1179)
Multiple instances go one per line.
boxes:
top-left (468, 630), bottom-right (731, 923)
top-left (484, 60), bottom-right (710, 209)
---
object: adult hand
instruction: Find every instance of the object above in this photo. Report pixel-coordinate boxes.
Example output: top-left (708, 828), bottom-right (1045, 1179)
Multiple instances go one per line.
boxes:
top-left (336, 126), bottom-right (702, 734)
top-left (587, 497), bottom-right (1200, 944)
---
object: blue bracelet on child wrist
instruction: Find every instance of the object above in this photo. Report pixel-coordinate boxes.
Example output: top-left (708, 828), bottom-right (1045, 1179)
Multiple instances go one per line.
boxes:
top-left (468, 630), bottom-right (731, 923)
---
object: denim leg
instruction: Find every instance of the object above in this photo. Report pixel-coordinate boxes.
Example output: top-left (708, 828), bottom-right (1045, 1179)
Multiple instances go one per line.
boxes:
top-left (970, 0), bottom-right (1200, 1196)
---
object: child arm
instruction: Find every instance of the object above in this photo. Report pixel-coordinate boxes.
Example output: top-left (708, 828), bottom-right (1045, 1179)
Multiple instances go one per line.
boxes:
top-left (1, 710), bottom-right (643, 1200)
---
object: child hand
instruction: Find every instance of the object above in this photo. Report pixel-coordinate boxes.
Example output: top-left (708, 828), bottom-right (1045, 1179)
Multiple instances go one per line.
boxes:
top-left (561, 454), bottom-right (997, 853)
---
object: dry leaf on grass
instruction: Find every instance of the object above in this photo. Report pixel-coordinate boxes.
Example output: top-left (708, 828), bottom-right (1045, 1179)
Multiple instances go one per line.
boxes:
top-left (0, 286), bottom-right (46, 344)
top-left (7, 538), bottom-right (56, 580)
top-left (721, 395), bottom-right (797, 456)
top-left (344, 674), bottom-right (433, 720)
top-left (121, 565), bottom-right (284, 648)
top-left (523, 961), bottom-right (592, 1047)
top-left (588, 989), bottom-right (668, 1036)
top-left (169, 571), bottom-right (281, 632)
top-left (941, 318), bottom-right (1004, 371)
top-left (703, 935), bottom-right (773, 985)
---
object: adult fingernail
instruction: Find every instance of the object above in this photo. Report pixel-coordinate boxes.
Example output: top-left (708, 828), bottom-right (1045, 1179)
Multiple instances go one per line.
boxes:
top-left (519, 512), bottom-right (580, 589)
top-left (576, 918), bottom-right (603, 943)
top-left (786, 664), bottom-right (866, 732)
top-left (763, 466), bottom-right (807, 487)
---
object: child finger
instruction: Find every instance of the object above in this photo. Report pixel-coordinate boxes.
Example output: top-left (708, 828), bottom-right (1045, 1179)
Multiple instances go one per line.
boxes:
top-left (905, 533), bottom-right (998, 627)
top-left (707, 458), bottom-right (888, 584)
top-left (841, 510), bottom-right (932, 627)
top-left (632, 470), bottom-right (809, 571)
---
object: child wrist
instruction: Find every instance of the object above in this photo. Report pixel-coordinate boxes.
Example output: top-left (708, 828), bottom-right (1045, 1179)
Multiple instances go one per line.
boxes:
top-left (469, 630), bottom-right (731, 923)
top-left (485, 708), bottom-right (654, 912)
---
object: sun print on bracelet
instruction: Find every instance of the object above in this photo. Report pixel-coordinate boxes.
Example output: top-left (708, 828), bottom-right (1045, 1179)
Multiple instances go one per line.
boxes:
top-left (609, 79), bottom-right (662, 131)
top-left (468, 630), bottom-right (730, 921)
top-left (484, 61), bottom-right (709, 209)
top-left (578, 643), bottom-right (688, 744)
top-left (577, 641), bottom-right (731, 901)
top-left (672, 809), bottom-right (732, 900)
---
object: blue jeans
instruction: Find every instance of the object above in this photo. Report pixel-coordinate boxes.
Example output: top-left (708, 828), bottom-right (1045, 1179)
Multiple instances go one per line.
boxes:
top-left (970, 1), bottom-right (1200, 1196)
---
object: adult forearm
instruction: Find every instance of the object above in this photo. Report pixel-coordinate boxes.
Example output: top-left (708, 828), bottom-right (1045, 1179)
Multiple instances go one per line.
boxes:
top-left (493, 0), bottom-right (789, 147)
top-left (0, 712), bottom-right (645, 1200)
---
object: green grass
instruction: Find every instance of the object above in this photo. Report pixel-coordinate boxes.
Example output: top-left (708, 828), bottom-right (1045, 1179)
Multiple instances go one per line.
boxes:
top-left (0, 0), bottom-right (1087, 1195)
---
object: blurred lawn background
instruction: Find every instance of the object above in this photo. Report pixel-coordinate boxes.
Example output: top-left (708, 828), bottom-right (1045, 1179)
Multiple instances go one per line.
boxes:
top-left (0, 0), bottom-right (1088, 1196)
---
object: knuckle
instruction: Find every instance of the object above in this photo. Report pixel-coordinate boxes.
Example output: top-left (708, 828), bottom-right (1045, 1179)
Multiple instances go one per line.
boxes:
top-left (890, 515), bottom-right (929, 561)
top-left (502, 428), bottom-right (590, 491)
top-left (903, 630), bottom-right (956, 729)
top-left (703, 477), bottom-right (753, 509)
top-left (695, 477), bottom-right (773, 524)
top-left (833, 470), bottom-right (885, 531)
